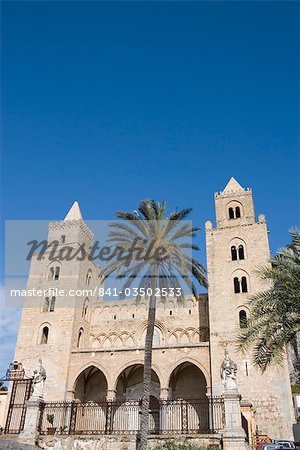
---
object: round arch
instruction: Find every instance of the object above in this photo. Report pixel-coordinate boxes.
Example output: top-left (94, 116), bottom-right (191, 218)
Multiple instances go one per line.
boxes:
top-left (115, 363), bottom-right (161, 401)
top-left (167, 356), bottom-right (210, 389)
top-left (226, 200), bottom-right (244, 220)
top-left (168, 361), bottom-right (208, 399)
top-left (73, 365), bottom-right (108, 402)
top-left (46, 259), bottom-right (62, 266)
top-left (228, 236), bottom-right (246, 246)
top-left (230, 269), bottom-right (251, 293)
top-left (113, 359), bottom-right (163, 392)
top-left (136, 319), bottom-right (167, 341)
top-left (226, 199), bottom-right (243, 208)
top-left (71, 361), bottom-right (111, 393)
top-left (36, 322), bottom-right (52, 345)
top-left (230, 268), bottom-right (249, 278)
top-left (235, 305), bottom-right (250, 314)
top-left (46, 260), bottom-right (62, 281)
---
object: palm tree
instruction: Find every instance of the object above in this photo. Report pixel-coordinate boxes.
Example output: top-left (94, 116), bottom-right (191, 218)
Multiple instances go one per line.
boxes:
top-left (237, 228), bottom-right (300, 373)
top-left (100, 200), bottom-right (207, 450)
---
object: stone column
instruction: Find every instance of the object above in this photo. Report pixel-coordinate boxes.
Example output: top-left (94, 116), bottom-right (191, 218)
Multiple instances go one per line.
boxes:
top-left (19, 397), bottom-right (44, 446)
top-left (106, 389), bottom-right (117, 401)
top-left (222, 388), bottom-right (248, 450)
top-left (66, 389), bottom-right (75, 400)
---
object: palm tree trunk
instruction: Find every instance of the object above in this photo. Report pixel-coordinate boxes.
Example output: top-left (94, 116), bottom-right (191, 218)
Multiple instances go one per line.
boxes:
top-left (139, 281), bottom-right (157, 450)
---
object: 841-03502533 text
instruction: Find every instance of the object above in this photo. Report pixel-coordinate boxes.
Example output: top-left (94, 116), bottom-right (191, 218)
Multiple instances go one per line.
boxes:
top-left (98, 287), bottom-right (183, 297)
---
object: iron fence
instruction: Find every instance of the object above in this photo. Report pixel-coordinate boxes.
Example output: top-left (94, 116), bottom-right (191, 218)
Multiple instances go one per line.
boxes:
top-left (38, 397), bottom-right (224, 436)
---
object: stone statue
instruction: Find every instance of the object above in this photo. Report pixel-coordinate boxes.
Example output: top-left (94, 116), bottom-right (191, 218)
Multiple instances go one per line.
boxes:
top-left (31, 359), bottom-right (46, 399)
top-left (220, 348), bottom-right (237, 390)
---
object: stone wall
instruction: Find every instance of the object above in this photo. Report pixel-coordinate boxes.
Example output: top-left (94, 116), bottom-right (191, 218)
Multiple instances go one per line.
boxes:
top-left (0, 391), bottom-right (8, 428)
top-left (36, 434), bottom-right (220, 450)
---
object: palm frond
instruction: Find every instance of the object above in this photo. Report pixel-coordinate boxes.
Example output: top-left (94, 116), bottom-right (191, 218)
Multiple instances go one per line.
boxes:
top-left (237, 228), bottom-right (300, 372)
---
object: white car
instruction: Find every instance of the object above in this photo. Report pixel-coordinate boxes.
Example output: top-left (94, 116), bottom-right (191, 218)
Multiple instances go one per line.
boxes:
top-left (272, 441), bottom-right (295, 449)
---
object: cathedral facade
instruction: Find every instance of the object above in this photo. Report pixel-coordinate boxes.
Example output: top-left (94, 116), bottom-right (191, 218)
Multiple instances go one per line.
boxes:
top-left (12, 178), bottom-right (294, 441)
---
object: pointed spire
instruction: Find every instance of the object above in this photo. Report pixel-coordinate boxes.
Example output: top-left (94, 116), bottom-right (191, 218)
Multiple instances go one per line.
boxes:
top-left (64, 201), bottom-right (83, 221)
top-left (223, 177), bottom-right (243, 193)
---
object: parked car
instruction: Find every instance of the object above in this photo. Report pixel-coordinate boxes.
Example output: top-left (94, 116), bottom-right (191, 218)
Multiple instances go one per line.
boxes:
top-left (256, 439), bottom-right (273, 450)
top-left (261, 445), bottom-right (288, 450)
top-left (272, 440), bottom-right (295, 449)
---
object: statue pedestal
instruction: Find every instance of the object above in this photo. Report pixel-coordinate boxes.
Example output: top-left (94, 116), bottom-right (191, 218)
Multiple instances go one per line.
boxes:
top-left (19, 397), bottom-right (44, 446)
top-left (222, 388), bottom-right (249, 450)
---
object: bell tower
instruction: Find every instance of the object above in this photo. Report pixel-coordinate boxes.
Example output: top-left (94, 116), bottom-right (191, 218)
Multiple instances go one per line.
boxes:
top-left (206, 178), bottom-right (294, 439)
top-left (14, 202), bottom-right (100, 400)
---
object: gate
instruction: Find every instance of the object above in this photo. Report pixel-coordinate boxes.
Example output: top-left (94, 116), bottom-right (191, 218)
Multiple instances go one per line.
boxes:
top-left (3, 361), bottom-right (33, 434)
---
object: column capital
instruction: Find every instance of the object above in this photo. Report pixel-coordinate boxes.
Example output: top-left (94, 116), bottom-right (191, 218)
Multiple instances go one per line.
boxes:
top-left (160, 387), bottom-right (169, 400)
top-left (106, 389), bottom-right (117, 401)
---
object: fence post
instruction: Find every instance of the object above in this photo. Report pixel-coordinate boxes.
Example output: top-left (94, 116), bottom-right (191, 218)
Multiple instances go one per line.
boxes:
top-left (19, 398), bottom-right (44, 446)
top-left (208, 396), bottom-right (214, 432)
top-left (105, 400), bottom-right (113, 434)
top-left (69, 400), bottom-right (77, 435)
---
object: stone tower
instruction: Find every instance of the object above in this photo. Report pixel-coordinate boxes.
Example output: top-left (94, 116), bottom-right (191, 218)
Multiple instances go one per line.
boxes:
top-left (206, 177), bottom-right (294, 440)
top-left (14, 202), bottom-right (100, 400)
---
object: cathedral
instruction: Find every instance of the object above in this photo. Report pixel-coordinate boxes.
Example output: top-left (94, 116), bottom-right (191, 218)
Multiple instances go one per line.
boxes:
top-left (8, 178), bottom-right (294, 443)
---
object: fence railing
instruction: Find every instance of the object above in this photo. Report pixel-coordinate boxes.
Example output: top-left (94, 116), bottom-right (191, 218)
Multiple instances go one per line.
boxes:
top-left (38, 397), bottom-right (224, 436)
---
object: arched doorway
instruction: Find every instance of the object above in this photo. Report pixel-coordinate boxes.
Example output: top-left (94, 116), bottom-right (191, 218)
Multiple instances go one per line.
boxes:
top-left (74, 366), bottom-right (108, 402)
top-left (167, 362), bottom-right (209, 432)
top-left (114, 364), bottom-right (161, 433)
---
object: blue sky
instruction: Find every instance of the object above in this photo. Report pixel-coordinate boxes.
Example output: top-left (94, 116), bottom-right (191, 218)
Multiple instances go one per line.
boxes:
top-left (1, 1), bottom-right (299, 374)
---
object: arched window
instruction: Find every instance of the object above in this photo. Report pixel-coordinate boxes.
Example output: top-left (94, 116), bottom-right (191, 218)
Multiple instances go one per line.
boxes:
top-left (49, 296), bottom-right (56, 311)
top-left (142, 327), bottom-right (161, 347)
top-left (235, 206), bottom-right (241, 218)
top-left (233, 277), bottom-right (240, 294)
top-left (239, 310), bottom-right (248, 328)
top-left (43, 296), bottom-right (55, 312)
top-left (153, 328), bottom-right (161, 346)
top-left (241, 276), bottom-right (248, 293)
top-left (48, 265), bottom-right (60, 281)
top-left (77, 328), bottom-right (84, 348)
top-left (86, 270), bottom-right (92, 286)
top-left (48, 267), bottom-right (54, 280)
top-left (43, 297), bottom-right (50, 312)
top-left (54, 267), bottom-right (60, 280)
top-left (228, 203), bottom-right (243, 220)
top-left (41, 326), bottom-right (49, 344)
top-left (238, 245), bottom-right (245, 260)
top-left (82, 299), bottom-right (89, 320)
top-left (231, 246), bottom-right (238, 261)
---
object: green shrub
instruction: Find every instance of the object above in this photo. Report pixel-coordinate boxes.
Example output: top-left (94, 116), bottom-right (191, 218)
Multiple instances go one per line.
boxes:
top-left (46, 413), bottom-right (54, 425)
top-left (291, 383), bottom-right (300, 394)
top-left (153, 439), bottom-right (216, 450)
